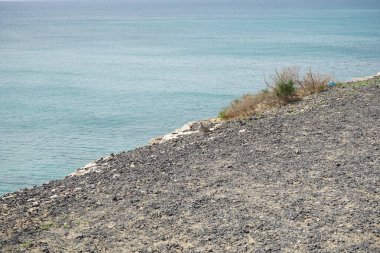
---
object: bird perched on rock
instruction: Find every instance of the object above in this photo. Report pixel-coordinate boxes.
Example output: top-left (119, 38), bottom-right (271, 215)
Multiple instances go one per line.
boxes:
top-left (199, 122), bottom-right (212, 135)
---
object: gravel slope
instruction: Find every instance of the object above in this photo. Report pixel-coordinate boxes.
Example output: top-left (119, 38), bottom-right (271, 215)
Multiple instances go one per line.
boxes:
top-left (1, 82), bottom-right (379, 252)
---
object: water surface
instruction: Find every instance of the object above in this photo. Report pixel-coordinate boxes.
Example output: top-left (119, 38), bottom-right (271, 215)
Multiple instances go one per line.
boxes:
top-left (1, 0), bottom-right (379, 195)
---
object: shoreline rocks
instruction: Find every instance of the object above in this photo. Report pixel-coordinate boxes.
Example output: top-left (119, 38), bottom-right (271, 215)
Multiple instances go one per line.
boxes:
top-left (149, 118), bottom-right (224, 145)
top-left (349, 72), bottom-right (380, 82)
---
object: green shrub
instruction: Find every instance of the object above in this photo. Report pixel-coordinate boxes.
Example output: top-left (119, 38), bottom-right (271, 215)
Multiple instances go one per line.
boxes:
top-left (218, 110), bottom-right (227, 119)
top-left (274, 79), bottom-right (296, 101)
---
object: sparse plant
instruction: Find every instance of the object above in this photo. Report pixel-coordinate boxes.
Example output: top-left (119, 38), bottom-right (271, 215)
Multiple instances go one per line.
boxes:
top-left (269, 66), bottom-right (301, 87)
top-left (40, 221), bottom-right (54, 231)
top-left (298, 69), bottom-right (331, 95)
top-left (20, 240), bottom-right (34, 249)
top-left (219, 91), bottom-right (280, 119)
top-left (337, 75), bottom-right (379, 88)
top-left (274, 79), bottom-right (297, 101)
top-left (218, 66), bottom-right (335, 120)
top-left (266, 66), bottom-right (301, 101)
top-left (218, 110), bottom-right (227, 119)
top-left (218, 94), bottom-right (255, 119)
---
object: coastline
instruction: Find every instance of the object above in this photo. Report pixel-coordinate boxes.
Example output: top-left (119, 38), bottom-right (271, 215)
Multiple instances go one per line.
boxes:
top-left (70, 72), bottom-right (380, 178)
top-left (2, 0), bottom-right (380, 201)
top-left (1, 73), bottom-right (379, 252)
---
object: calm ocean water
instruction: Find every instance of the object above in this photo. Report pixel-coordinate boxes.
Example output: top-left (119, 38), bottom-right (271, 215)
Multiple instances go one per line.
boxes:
top-left (0, 0), bottom-right (379, 195)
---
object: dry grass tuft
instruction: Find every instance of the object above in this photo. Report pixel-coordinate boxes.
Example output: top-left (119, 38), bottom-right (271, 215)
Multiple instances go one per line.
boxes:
top-left (269, 66), bottom-right (302, 87)
top-left (298, 69), bottom-right (331, 96)
top-left (219, 67), bottom-right (334, 120)
top-left (219, 91), bottom-right (281, 120)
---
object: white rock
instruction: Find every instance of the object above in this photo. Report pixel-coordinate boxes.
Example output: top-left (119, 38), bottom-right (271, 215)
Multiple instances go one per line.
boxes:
top-left (2, 194), bottom-right (15, 200)
top-left (239, 129), bottom-right (247, 133)
top-left (70, 155), bottom-right (112, 177)
top-left (149, 119), bottom-right (223, 145)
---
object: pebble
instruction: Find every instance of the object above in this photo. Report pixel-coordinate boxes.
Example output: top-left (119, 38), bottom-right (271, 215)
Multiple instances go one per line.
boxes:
top-left (112, 174), bottom-right (121, 179)
top-left (28, 207), bottom-right (38, 213)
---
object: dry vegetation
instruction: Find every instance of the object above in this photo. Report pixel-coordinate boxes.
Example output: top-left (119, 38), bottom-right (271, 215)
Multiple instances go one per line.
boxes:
top-left (299, 70), bottom-right (331, 95)
top-left (219, 67), bottom-right (333, 120)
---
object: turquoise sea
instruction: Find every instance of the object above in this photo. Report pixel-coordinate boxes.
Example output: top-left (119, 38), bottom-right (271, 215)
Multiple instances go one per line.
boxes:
top-left (0, 0), bottom-right (379, 195)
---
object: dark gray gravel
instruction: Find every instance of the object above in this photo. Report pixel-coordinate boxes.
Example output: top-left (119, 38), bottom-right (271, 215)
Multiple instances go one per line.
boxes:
top-left (1, 83), bottom-right (379, 252)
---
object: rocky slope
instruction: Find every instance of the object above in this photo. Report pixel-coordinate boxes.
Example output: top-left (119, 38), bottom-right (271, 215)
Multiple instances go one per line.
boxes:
top-left (1, 80), bottom-right (379, 252)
